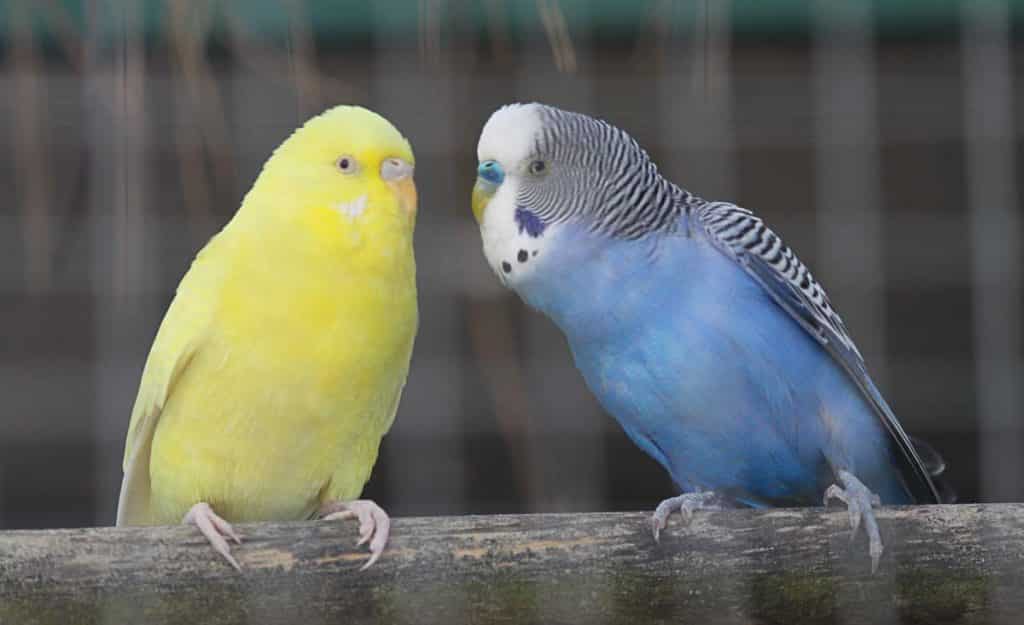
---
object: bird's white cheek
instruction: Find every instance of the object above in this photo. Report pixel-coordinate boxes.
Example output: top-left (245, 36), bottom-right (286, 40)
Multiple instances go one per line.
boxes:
top-left (479, 193), bottom-right (549, 288)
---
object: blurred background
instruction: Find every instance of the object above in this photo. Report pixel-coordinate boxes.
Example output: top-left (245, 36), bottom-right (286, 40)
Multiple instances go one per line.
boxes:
top-left (0, 0), bottom-right (1021, 530)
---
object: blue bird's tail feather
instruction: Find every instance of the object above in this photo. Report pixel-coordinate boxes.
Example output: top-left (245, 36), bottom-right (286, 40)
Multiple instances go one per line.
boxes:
top-left (911, 436), bottom-right (957, 504)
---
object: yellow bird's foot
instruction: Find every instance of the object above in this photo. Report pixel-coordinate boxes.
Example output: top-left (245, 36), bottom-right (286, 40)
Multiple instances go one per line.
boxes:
top-left (183, 502), bottom-right (243, 571)
top-left (319, 499), bottom-right (391, 570)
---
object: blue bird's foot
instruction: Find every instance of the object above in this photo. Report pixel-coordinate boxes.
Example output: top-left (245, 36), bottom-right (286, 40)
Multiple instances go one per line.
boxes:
top-left (824, 470), bottom-right (884, 573)
top-left (651, 490), bottom-right (721, 542)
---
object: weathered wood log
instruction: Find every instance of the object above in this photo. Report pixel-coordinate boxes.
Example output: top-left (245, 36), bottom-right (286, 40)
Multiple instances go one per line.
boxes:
top-left (0, 504), bottom-right (1022, 624)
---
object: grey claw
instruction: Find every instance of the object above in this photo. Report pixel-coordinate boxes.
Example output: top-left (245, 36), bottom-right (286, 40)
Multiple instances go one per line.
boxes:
top-left (649, 491), bottom-right (720, 542)
top-left (825, 470), bottom-right (885, 574)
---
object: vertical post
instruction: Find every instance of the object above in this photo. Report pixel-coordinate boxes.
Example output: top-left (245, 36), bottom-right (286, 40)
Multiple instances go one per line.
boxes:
top-left (812, 13), bottom-right (902, 621)
top-left (811, 0), bottom-right (887, 381)
top-left (516, 2), bottom-right (608, 516)
top-left (87, 0), bottom-right (153, 524)
top-left (369, 11), bottom-right (471, 625)
top-left (962, 0), bottom-right (1022, 502)
top-left (9, 1), bottom-right (52, 293)
top-left (656, 4), bottom-right (753, 622)
top-left (519, 7), bottom-right (617, 621)
top-left (370, 1), bottom-right (469, 513)
top-left (658, 0), bottom-right (735, 200)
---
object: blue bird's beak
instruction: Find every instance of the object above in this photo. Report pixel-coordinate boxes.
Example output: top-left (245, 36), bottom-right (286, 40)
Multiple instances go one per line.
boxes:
top-left (472, 160), bottom-right (504, 224)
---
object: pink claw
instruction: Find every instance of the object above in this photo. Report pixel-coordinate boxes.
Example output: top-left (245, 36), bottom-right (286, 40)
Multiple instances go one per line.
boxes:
top-left (321, 499), bottom-right (391, 570)
top-left (183, 502), bottom-right (243, 571)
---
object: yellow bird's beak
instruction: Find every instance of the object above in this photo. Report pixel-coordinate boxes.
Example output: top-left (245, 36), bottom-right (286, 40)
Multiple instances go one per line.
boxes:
top-left (472, 179), bottom-right (495, 225)
top-left (381, 158), bottom-right (417, 216)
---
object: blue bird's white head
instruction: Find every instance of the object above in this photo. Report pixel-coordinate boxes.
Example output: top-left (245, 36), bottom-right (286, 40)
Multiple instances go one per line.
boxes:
top-left (472, 103), bottom-right (555, 287)
top-left (472, 102), bottom-right (687, 291)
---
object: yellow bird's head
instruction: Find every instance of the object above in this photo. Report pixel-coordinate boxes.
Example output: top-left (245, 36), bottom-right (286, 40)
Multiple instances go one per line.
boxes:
top-left (241, 105), bottom-right (417, 258)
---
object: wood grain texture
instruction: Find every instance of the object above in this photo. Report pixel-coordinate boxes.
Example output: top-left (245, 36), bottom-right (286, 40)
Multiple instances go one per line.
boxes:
top-left (1, 504), bottom-right (1022, 625)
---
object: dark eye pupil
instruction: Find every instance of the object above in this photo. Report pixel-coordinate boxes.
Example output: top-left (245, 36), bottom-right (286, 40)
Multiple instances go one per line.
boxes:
top-left (532, 161), bottom-right (545, 174)
top-left (339, 158), bottom-right (350, 169)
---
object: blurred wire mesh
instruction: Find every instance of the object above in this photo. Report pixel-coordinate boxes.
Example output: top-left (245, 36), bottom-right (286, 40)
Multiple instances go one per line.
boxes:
top-left (0, 0), bottom-right (1021, 530)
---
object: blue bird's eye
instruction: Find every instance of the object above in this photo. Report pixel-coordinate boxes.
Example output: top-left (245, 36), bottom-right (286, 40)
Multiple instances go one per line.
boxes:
top-left (477, 160), bottom-right (504, 185)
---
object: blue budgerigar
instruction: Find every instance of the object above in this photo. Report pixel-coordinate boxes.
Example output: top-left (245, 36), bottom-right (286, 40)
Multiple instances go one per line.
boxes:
top-left (470, 103), bottom-right (947, 572)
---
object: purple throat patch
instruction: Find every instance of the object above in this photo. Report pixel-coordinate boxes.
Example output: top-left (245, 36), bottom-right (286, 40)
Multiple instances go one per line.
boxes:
top-left (515, 207), bottom-right (547, 238)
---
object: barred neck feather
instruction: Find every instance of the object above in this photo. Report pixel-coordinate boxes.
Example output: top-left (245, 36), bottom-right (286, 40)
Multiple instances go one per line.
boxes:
top-left (524, 106), bottom-right (705, 240)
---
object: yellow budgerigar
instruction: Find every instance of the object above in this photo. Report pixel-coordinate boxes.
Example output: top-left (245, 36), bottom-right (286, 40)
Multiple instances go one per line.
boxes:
top-left (116, 105), bottom-right (418, 570)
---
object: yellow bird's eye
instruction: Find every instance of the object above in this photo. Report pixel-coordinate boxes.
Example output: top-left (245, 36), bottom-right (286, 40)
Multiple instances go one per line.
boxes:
top-left (336, 155), bottom-right (360, 174)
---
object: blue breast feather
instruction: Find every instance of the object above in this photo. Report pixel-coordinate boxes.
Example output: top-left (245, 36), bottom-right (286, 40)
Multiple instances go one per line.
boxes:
top-left (519, 222), bottom-right (914, 507)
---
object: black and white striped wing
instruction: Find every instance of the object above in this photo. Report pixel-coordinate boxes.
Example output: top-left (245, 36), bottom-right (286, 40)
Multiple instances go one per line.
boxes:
top-left (694, 202), bottom-right (941, 504)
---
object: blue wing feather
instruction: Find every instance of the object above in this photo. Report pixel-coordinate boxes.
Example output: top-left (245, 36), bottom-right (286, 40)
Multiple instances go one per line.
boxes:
top-left (694, 202), bottom-right (941, 504)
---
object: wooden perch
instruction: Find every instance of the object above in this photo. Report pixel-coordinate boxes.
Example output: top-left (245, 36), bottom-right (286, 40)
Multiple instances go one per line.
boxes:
top-left (1, 504), bottom-right (1022, 624)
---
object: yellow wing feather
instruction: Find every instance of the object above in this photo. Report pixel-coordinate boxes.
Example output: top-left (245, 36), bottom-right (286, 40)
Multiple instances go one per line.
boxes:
top-left (116, 237), bottom-right (223, 526)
